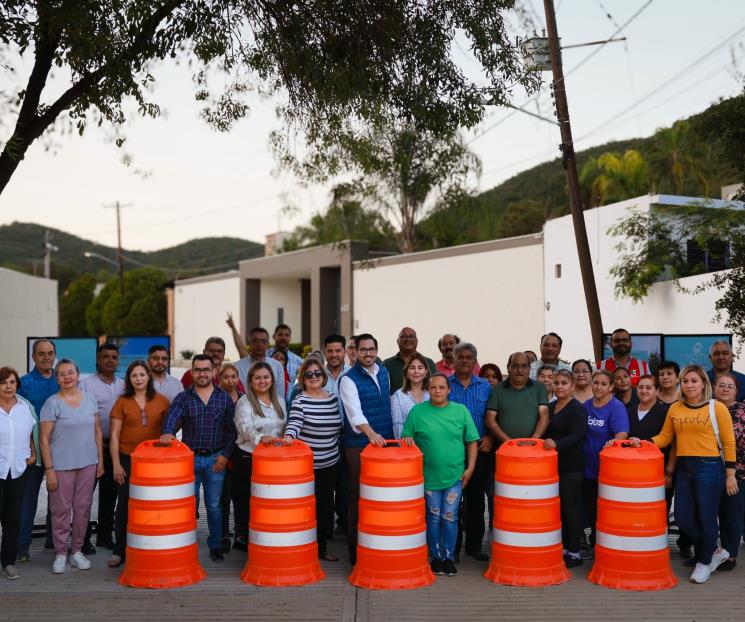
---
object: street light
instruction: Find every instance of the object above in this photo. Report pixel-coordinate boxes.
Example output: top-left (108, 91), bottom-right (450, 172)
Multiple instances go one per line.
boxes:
top-left (83, 251), bottom-right (119, 267)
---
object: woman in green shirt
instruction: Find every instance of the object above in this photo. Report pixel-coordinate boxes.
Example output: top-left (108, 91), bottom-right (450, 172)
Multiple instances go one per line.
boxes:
top-left (402, 373), bottom-right (479, 577)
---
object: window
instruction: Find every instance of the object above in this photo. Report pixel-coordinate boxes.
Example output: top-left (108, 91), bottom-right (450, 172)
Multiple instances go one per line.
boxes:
top-left (686, 239), bottom-right (730, 273)
top-left (554, 264), bottom-right (562, 278)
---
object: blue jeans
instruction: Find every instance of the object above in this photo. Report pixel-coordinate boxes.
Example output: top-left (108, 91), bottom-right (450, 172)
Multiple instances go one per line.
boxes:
top-left (17, 464), bottom-right (44, 552)
top-left (425, 480), bottom-right (463, 562)
top-left (674, 457), bottom-right (724, 565)
top-left (719, 478), bottom-right (745, 559)
top-left (194, 454), bottom-right (226, 550)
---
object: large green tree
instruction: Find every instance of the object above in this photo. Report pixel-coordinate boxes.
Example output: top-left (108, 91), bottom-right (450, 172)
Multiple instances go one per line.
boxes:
top-left (647, 120), bottom-right (713, 196)
top-left (60, 273), bottom-right (96, 335)
top-left (0, 0), bottom-right (536, 195)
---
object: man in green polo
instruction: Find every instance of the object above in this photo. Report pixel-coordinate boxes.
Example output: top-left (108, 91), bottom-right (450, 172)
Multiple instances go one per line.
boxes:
top-left (485, 351), bottom-right (549, 442)
top-left (382, 326), bottom-right (437, 393)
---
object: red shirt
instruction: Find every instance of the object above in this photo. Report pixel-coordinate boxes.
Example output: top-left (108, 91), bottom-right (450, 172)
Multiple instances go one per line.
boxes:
top-left (436, 359), bottom-right (480, 377)
top-left (596, 357), bottom-right (650, 387)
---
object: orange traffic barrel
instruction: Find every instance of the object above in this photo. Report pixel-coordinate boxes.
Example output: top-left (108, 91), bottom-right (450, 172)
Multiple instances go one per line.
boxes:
top-left (349, 441), bottom-right (434, 590)
top-left (485, 438), bottom-right (569, 586)
top-left (241, 439), bottom-right (324, 586)
top-left (118, 440), bottom-right (205, 588)
top-left (588, 440), bottom-right (677, 591)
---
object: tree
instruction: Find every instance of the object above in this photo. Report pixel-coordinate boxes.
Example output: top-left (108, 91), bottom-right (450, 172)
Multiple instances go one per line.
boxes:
top-left (647, 120), bottom-right (713, 196)
top-left (0, 1), bottom-right (536, 196)
top-left (282, 183), bottom-right (398, 253)
top-left (499, 198), bottom-right (546, 238)
top-left (85, 268), bottom-right (166, 335)
top-left (278, 119), bottom-right (481, 253)
top-left (60, 274), bottom-right (97, 335)
top-left (579, 149), bottom-right (649, 208)
top-left (608, 204), bottom-right (745, 348)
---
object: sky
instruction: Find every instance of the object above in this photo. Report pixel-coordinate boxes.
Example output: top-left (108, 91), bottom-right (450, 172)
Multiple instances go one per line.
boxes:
top-left (1, 0), bottom-right (744, 257)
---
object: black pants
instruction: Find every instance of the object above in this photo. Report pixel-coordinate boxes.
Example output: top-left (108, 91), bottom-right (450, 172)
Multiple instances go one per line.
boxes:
top-left (333, 452), bottom-right (350, 535)
top-left (344, 447), bottom-right (364, 552)
top-left (1, 469), bottom-right (28, 567)
top-left (315, 464), bottom-right (338, 556)
top-left (232, 449), bottom-right (252, 542)
top-left (583, 478), bottom-right (599, 546)
top-left (220, 465), bottom-right (235, 538)
top-left (95, 448), bottom-right (117, 545)
top-left (113, 454), bottom-right (132, 558)
top-left (458, 450), bottom-right (493, 555)
top-left (559, 471), bottom-right (584, 554)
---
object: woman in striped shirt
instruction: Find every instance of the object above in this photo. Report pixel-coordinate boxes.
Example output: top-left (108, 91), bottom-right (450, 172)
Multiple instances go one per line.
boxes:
top-left (283, 358), bottom-right (343, 561)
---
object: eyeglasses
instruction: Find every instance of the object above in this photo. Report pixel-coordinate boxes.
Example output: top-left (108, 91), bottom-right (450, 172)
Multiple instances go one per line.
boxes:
top-left (573, 369), bottom-right (590, 375)
top-left (717, 383), bottom-right (737, 390)
top-left (304, 370), bottom-right (324, 379)
top-left (150, 355), bottom-right (169, 362)
top-left (358, 347), bottom-right (377, 354)
top-left (193, 367), bottom-right (212, 374)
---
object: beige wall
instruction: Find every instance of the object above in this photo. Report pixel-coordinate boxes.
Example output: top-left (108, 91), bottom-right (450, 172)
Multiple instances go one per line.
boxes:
top-left (352, 238), bottom-right (545, 368)
top-left (0, 268), bottom-right (58, 372)
top-left (174, 272), bottom-right (241, 361)
top-left (260, 279), bottom-right (303, 336)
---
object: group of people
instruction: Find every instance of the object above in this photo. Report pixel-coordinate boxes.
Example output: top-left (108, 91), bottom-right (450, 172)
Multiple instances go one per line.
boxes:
top-left (0, 324), bottom-right (742, 587)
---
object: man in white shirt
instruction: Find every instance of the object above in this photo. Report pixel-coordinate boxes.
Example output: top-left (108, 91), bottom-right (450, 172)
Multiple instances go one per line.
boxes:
top-left (529, 332), bottom-right (572, 379)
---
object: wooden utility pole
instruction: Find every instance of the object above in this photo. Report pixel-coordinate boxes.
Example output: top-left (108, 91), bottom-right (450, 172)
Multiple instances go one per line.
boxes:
top-left (543, 0), bottom-right (604, 361)
top-left (104, 201), bottom-right (130, 291)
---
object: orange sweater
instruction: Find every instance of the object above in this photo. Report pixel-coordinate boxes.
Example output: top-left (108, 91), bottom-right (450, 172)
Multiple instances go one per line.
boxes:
top-left (652, 400), bottom-right (736, 467)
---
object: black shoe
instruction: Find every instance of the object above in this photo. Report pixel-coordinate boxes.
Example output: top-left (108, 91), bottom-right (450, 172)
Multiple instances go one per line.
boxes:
top-left (44, 540), bottom-right (54, 550)
top-left (430, 558), bottom-right (444, 575)
top-left (209, 548), bottom-right (224, 562)
top-left (232, 537), bottom-right (248, 552)
top-left (563, 554), bottom-right (584, 568)
top-left (683, 557), bottom-right (697, 568)
top-left (580, 546), bottom-right (594, 560)
top-left (442, 559), bottom-right (458, 576)
top-left (96, 539), bottom-right (115, 550)
top-left (679, 544), bottom-right (693, 559)
top-left (348, 547), bottom-right (357, 566)
top-left (466, 550), bottom-right (490, 562)
top-left (220, 537), bottom-right (231, 554)
top-left (717, 558), bottom-right (737, 571)
top-left (81, 541), bottom-right (96, 556)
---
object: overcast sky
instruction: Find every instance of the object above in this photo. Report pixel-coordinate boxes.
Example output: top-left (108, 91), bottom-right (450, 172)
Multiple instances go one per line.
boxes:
top-left (1, 0), bottom-right (744, 257)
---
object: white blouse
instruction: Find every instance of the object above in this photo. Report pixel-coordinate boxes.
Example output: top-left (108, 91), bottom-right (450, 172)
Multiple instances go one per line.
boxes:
top-left (0, 399), bottom-right (36, 479)
top-left (234, 395), bottom-right (286, 453)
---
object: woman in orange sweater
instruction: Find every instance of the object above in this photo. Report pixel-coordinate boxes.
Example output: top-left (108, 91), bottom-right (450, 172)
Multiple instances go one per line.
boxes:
top-left (630, 364), bottom-right (736, 584)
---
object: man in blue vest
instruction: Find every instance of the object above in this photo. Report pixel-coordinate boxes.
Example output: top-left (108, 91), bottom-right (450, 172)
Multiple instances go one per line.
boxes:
top-left (338, 333), bottom-right (393, 565)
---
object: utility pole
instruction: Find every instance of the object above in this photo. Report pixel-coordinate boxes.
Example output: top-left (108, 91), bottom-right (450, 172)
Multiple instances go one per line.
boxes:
top-left (42, 230), bottom-right (59, 279)
top-left (104, 201), bottom-right (130, 291)
top-left (543, 0), bottom-right (604, 362)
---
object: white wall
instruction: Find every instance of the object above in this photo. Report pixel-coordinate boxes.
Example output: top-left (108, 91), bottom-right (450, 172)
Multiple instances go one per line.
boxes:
top-left (174, 273), bottom-right (241, 361)
top-left (260, 279), bottom-right (302, 336)
top-left (353, 240), bottom-right (545, 368)
top-left (543, 194), bottom-right (744, 370)
top-left (0, 268), bottom-right (58, 372)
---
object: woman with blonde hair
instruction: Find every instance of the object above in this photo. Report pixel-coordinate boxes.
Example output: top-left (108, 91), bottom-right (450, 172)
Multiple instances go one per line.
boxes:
top-left (630, 364), bottom-right (736, 584)
top-left (231, 361), bottom-right (286, 551)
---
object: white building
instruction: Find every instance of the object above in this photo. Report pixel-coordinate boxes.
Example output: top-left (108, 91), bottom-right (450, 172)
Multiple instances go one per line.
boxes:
top-left (0, 268), bottom-right (58, 372)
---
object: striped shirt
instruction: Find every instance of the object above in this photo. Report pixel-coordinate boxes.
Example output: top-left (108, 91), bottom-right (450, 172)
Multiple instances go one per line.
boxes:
top-left (285, 394), bottom-right (342, 469)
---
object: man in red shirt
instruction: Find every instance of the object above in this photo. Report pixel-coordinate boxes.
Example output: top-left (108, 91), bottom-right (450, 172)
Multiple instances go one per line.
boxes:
top-left (596, 328), bottom-right (650, 387)
top-left (436, 333), bottom-right (480, 376)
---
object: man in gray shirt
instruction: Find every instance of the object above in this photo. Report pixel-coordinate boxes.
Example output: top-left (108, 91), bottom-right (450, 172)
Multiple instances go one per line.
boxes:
top-left (147, 344), bottom-right (183, 403)
top-left (79, 342), bottom-right (124, 551)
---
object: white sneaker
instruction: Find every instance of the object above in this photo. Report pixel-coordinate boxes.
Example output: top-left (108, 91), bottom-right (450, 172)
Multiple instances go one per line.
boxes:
top-left (52, 555), bottom-right (67, 574)
top-left (709, 548), bottom-right (729, 572)
top-left (70, 551), bottom-right (91, 570)
top-left (690, 562), bottom-right (712, 584)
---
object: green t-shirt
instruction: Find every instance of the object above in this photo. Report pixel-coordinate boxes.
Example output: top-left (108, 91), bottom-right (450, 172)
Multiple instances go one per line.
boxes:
top-left (486, 379), bottom-right (548, 439)
top-left (401, 400), bottom-right (480, 490)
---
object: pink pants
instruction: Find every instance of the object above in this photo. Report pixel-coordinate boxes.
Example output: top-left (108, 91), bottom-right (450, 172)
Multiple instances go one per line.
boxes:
top-left (49, 465), bottom-right (97, 555)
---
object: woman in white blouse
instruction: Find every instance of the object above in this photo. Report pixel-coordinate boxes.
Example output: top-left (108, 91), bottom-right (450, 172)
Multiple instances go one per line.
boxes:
top-left (0, 367), bottom-right (37, 580)
top-left (231, 361), bottom-right (286, 551)
top-left (391, 353), bottom-right (431, 439)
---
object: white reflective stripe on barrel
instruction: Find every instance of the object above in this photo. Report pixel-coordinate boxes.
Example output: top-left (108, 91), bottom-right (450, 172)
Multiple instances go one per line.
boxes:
top-left (250, 481), bottom-right (315, 499)
top-left (249, 528), bottom-right (317, 547)
top-left (598, 483), bottom-right (665, 503)
top-left (126, 529), bottom-right (197, 550)
top-left (358, 530), bottom-right (427, 551)
top-left (493, 528), bottom-right (562, 547)
top-left (495, 481), bottom-right (559, 500)
top-left (129, 482), bottom-right (194, 501)
top-left (360, 483), bottom-right (424, 502)
top-left (596, 530), bottom-right (669, 552)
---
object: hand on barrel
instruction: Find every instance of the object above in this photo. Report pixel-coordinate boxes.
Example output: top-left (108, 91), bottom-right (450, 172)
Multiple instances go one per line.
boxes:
top-left (402, 437), bottom-right (415, 447)
top-left (543, 438), bottom-right (556, 450)
top-left (159, 433), bottom-right (176, 446)
top-left (627, 437), bottom-right (641, 447)
top-left (367, 432), bottom-right (386, 447)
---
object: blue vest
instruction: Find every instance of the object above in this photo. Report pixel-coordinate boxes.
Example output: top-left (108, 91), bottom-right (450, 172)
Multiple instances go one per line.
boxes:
top-left (342, 363), bottom-right (393, 448)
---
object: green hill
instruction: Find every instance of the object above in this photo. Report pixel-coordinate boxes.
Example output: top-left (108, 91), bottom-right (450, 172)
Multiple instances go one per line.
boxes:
top-left (0, 222), bottom-right (263, 290)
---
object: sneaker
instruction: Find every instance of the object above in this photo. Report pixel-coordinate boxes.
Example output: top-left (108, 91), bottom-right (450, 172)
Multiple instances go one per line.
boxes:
top-left (442, 559), bottom-right (458, 576)
top-left (563, 554), bottom-right (584, 568)
top-left (717, 558), bottom-right (737, 571)
top-left (2, 565), bottom-right (21, 580)
top-left (690, 562), bottom-right (712, 584)
top-left (16, 551), bottom-right (30, 563)
top-left (81, 541), bottom-right (96, 556)
top-left (430, 558), bottom-right (444, 575)
top-left (70, 552), bottom-right (92, 570)
top-left (709, 548), bottom-right (729, 572)
top-left (209, 548), bottom-right (224, 562)
top-left (52, 555), bottom-right (67, 574)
